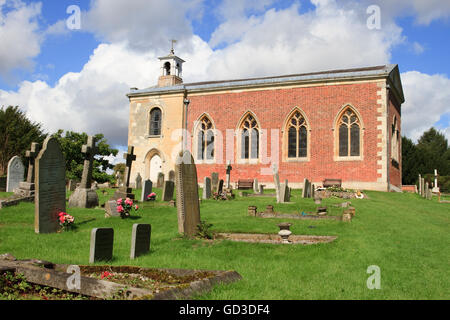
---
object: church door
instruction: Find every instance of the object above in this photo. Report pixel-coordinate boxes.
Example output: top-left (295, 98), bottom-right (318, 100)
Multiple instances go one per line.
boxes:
top-left (150, 155), bottom-right (162, 183)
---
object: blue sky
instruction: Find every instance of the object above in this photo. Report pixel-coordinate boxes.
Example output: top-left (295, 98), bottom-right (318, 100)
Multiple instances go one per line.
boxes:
top-left (0, 0), bottom-right (449, 150)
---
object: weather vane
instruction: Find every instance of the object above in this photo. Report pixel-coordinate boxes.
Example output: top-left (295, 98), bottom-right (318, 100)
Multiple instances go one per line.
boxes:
top-left (170, 39), bottom-right (177, 54)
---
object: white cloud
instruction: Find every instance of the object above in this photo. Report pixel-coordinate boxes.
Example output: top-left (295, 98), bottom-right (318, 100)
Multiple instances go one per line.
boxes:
top-left (0, 42), bottom-right (162, 146)
top-left (0, 0), bottom-right (42, 78)
top-left (401, 71), bottom-right (450, 142)
top-left (82, 0), bottom-right (203, 52)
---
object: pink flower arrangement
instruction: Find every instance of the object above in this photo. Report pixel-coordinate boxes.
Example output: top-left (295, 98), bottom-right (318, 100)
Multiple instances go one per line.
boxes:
top-left (116, 197), bottom-right (138, 219)
top-left (58, 212), bottom-right (75, 230)
top-left (147, 192), bottom-right (157, 201)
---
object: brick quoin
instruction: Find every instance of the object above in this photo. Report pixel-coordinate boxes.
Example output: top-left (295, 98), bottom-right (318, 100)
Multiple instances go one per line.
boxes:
top-left (187, 82), bottom-right (385, 186)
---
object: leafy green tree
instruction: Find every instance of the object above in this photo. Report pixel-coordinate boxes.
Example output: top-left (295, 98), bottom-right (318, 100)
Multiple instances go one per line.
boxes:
top-left (52, 130), bottom-right (119, 183)
top-left (0, 106), bottom-right (47, 176)
top-left (416, 127), bottom-right (450, 176)
top-left (401, 136), bottom-right (421, 185)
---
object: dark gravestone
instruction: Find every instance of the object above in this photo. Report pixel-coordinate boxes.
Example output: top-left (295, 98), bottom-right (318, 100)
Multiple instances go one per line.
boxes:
top-left (34, 137), bottom-right (66, 234)
top-left (162, 181), bottom-right (175, 201)
top-left (203, 177), bottom-right (212, 199)
top-left (68, 136), bottom-right (99, 208)
top-left (175, 151), bottom-right (201, 238)
top-left (130, 224), bottom-right (151, 259)
top-left (140, 180), bottom-right (153, 202)
top-left (67, 179), bottom-right (77, 192)
top-left (253, 179), bottom-right (259, 193)
top-left (217, 179), bottom-right (224, 194)
top-left (89, 228), bottom-right (114, 263)
top-left (6, 156), bottom-right (25, 193)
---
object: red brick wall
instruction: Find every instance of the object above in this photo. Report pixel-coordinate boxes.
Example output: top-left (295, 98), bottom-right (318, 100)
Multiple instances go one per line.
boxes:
top-left (187, 82), bottom-right (385, 186)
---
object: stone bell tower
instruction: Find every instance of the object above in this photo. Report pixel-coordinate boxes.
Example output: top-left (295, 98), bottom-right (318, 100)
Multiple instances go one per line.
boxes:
top-left (158, 40), bottom-right (185, 87)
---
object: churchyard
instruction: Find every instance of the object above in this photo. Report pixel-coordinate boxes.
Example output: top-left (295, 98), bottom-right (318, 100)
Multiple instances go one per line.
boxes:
top-left (0, 180), bottom-right (448, 299)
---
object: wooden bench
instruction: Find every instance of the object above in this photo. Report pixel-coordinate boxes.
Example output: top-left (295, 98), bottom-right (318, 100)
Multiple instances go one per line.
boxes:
top-left (237, 179), bottom-right (254, 190)
top-left (323, 179), bottom-right (342, 188)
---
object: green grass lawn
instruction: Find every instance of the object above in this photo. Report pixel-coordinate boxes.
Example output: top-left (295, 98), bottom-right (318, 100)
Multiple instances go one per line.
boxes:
top-left (0, 188), bottom-right (448, 300)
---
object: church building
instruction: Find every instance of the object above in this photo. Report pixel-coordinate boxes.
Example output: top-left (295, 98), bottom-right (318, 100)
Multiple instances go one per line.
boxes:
top-left (126, 49), bottom-right (405, 192)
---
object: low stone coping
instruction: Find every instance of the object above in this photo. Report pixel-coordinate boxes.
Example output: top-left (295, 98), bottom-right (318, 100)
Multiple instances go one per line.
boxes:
top-left (0, 196), bottom-right (34, 209)
top-left (0, 258), bottom-right (242, 300)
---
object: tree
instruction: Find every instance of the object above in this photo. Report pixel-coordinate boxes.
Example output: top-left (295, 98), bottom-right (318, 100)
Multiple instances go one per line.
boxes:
top-left (401, 136), bottom-right (422, 185)
top-left (0, 106), bottom-right (47, 176)
top-left (52, 130), bottom-right (119, 183)
top-left (416, 127), bottom-right (450, 176)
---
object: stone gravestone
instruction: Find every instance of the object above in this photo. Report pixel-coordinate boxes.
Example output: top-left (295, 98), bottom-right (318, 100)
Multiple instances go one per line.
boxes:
top-left (89, 228), bottom-right (114, 263)
top-left (272, 164), bottom-right (281, 203)
top-left (259, 184), bottom-right (264, 195)
top-left (104, 200), bottom-right (120, 218)
top-left (135, 173), bottom-right (142, 190)
top-left (175, 151), bottom-right (201, 238)
top-left (311, 184), bottom-right (315, 199)
top-left (217, 179), bottom-right (224, 194)
top-left (140, 180), bottom-right (153, 202)
top-left (162, 180), bottom-right (175, 201)
top-left (115, 171), bottom-right (123, 187)
top-left (113, 146), bottom-right (136, 200)
top-left (279, 180), bottom-right (290, 203)
top-left (15, 142), bottom-right (40, 197)
top-left (421, 177), bottom-right (425, 197)
top-left (253, 179), bottom-right (259, 193)
top-left (424, 182), bottom-right (429, 199)
top-left (157, 173), bottom-right (165, 188)
top-left (168, 170), bottom-right (175, 182)
top-left (130, 224), bottom-right (151, 259)
top-left (67, 179), bottom-right (77, 192)
top-left (203, 177), bottom-right (212, 199)
top-left (69, 136), bottom-right (99, 209)
top-left (34, 137), bottom-right (66, 234)
top-left (211, 172), bottom-right (219, 194)
top-left (302, 178), bottom-right (310, 198)
top-left (6, 156), bottom-right (25, 193)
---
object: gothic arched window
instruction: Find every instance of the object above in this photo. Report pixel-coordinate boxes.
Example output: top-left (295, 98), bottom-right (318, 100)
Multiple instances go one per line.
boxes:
top-left (287, 110), bottom-right (308, 158)
top-left (337, 107), bottom-right (361, 157)
top-left (197, 116), bottom-right (214, 161)
top-left (240, 114), bottom-right (259, 160)
top-left (149, 108), bottom-right (162, 136)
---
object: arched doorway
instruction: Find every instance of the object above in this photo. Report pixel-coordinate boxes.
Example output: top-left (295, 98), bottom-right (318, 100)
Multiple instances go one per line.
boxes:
top-left (149, 154), bottom-right (162, 183)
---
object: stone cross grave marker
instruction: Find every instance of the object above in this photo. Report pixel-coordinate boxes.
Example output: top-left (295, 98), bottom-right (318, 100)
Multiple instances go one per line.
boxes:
top-left (34, 137), bottom-right (66, 234)
top-left (69, 136), bottom-right (99, 208)
top-left (130, 224), bottom-right (151, 259)
top-left (89, 228), bottom-right (114, 263)
top-left (203, 177), bottom-right (211, 199)
top-left (162, 180), bottom-right (175, 201)
top-left (140, 180), bottom-right (153, 202)
top-left (113, 146), bottom-right (136, 200)
top-left (15, 142), bottom-right (40, 197)
top-left (432, 169), bottom-right (440, 193)
top-left (6, 156), bottom-right (25, 193)
top-left (175, 150), bottom-right (200, 238)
